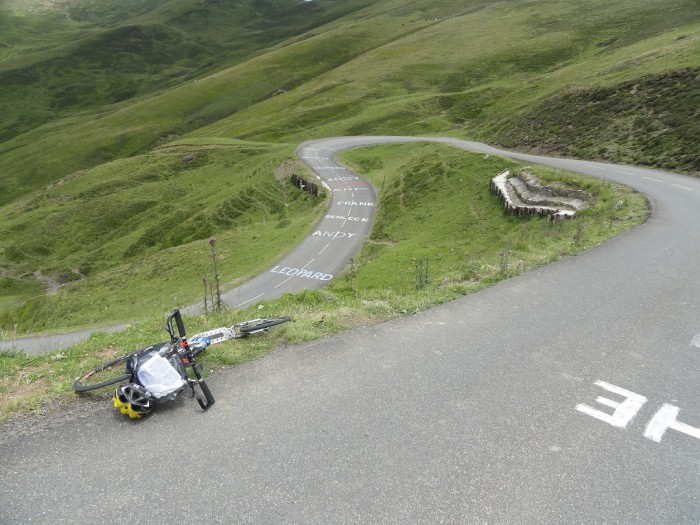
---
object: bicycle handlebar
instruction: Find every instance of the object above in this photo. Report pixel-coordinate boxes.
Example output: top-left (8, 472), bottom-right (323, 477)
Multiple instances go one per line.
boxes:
top-left (166, 309), bottom-right (188, 341)
top-left (165, 308), bottom-right (215, 410)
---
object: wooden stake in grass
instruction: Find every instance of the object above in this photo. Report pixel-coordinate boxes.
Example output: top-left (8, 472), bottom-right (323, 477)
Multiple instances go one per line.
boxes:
top-left (209, 238), bottom-right (223, 312)
top-left (202, 276), bottom-right (209, 314)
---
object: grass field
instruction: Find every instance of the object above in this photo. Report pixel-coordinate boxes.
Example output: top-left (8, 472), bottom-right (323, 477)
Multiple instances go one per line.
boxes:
top-left (0, 0), bottom-right (376, 142)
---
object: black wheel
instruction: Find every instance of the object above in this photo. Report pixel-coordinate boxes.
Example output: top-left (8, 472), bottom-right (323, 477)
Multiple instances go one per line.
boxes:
top-left (238, 317), bottom-right (291, 334)
top-left (73, 354), bottom-right (133, 392)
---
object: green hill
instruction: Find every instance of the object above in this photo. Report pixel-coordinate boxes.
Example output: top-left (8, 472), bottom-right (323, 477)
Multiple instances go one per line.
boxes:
top-left (0, 0), bottom-right (698, 332)
top-left (0, 0), bottom-right (376, 193)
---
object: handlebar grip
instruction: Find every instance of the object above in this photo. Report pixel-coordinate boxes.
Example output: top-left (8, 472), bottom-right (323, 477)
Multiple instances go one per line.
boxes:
top-left (166, 311), bottom-right (176, 340)
top-left (197, 380), bottom-right (215, 410)
top-left (173, 309), bottom-right (186, 338)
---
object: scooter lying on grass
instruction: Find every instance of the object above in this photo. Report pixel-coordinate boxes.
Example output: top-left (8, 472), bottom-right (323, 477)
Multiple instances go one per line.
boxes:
top-left (73, 309), bottom-right (290, 418)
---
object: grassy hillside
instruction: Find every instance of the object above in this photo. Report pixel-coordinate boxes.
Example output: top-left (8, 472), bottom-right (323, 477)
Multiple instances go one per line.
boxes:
top-left (495, 67), bottom-right (700, 172)
top-left (2, 0), bottom-right (697, 205)
top-left (0, 0), bottom-right (697, 334)
top-left (337, 143), bottom-right (647, 294)
top-left (192, 0), bottom-right (700, 161)
top-left (0, 0), bottom-right (378, 201)
top-left (0, 140), bottom-right (326, 331)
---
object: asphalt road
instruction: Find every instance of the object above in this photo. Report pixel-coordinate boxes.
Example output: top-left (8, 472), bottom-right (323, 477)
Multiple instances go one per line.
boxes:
top-left (184, 139), bottom-right (379, 314)
top-left (1, 137), bottom-right (698, 524)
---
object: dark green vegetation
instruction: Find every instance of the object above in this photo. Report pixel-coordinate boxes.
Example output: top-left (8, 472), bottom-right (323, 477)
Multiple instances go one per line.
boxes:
top-left (0, 0), bottom-right (374, 146)
top-left (0, 0), bottom-right (696, 416)
top-left (497, 68), bottom-right (700, 173)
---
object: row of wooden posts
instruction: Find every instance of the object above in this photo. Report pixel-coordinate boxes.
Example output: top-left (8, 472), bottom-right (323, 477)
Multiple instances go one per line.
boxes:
top-left (291, 174), bottom-right (319, 197)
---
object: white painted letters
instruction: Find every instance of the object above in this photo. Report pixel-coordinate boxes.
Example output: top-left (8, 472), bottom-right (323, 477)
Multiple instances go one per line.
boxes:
top-left (270, 266), bottom-right (333, 281)
top-left (324, 215), bottom-right (369, 222)
top-left (691, 333), bottom-right (700, 349)
top-left (577, 381), bottom-right (699, 445)
top-left (576, 381), bottom-right (647, 428)
top-left (336, 201), bottom-right (375, 206)
top-left (312, 231), bottom-right (357, 239)
top-left (643, 404), bottom-right (700, 443)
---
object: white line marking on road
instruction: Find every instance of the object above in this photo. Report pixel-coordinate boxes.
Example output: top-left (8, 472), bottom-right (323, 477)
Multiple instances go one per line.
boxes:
top-left (577, 381), bottom-right (700, 444)
top-left (615, 169), bottom-right (636, 176)
top-left (586, 165), bottom-right (605, 170)
top-left (643, 176), bottom-right (665, 183)
top-left (274, 276), bottom-right (294, 288)
top-left (672, 184), bottom-right (693, 191)
top-left (319, 243), bottom-right (331, 255)
top-left (238, 293), bottom-right (264, 307)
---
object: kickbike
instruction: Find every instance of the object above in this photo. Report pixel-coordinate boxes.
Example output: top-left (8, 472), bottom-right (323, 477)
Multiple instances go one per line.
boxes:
top-left (73, 311), bottom-right (290, 418)
top-left (73, 309), bottom-right (215, 418)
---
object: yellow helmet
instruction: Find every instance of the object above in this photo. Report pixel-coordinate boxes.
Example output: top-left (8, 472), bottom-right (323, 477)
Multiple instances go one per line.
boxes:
top-left (113, 383), bottom-right (152, 419)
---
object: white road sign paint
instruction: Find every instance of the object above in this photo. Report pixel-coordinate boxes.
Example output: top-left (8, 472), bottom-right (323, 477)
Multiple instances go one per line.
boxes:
top-left (325, 214), bottom-right (369, 222)
top-left (672, 183), bottom-right (693, 191)
top-left (313, 231), bottom-right (357, 239)
top-left (577, 381), bottom-right (700, 444)
top-left (270, 265), bottom-right (333, 281)
top-left (576, 381), bottom-right (647, 428)
top-left (336, 201), bottom-right (375, 206)
top-left (644, 404), bottom-right (700, 442)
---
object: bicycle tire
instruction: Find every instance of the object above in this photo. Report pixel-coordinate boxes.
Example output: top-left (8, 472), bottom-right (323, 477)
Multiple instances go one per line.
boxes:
top-left (238, 317), bottom-right (291, 334)
top-left (73, 354), bottom-right (133, 392)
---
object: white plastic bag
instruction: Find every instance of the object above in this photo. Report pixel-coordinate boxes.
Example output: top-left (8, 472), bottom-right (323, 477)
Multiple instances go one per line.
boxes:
top-left (137, 353), bottom-right (186, 398)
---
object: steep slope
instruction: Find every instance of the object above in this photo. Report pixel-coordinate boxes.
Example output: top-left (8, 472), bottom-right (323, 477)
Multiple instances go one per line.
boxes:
top-left (0, 0), bottom-right (438, 203)
top-left (0, 0), bottom-right (698, 331)
top-left (190, 0), bottom-right (700, 173)
top-left (0, 0), bottom-right (378, 203)
top-left (2, 0), bottom-right (697, 207)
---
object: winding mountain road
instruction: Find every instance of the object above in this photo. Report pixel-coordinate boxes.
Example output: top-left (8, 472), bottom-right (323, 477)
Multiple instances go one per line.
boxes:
top-left (1, 137), bottom-right (698, 523)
